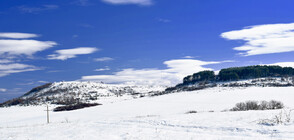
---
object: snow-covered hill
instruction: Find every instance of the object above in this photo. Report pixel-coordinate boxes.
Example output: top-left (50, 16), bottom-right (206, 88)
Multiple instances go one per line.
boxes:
top-left (165, 77), bottom-right (294, 93)
top-left (0, 86), bottom-right (294, 139)
top-left (2, 77), bottom-right (294, 107)
top-left (219, 77), bottom-right (294, 87)
top-left (1, 81), bottom-right (165, 106)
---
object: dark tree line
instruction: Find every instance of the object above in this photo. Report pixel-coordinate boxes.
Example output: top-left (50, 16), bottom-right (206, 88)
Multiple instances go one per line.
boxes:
top-left (218, 65), bottom-right (294, 81)
top-left (183, 71), bottom-right (215, 84)
top-left (182, 65), bottom-right (294, 85)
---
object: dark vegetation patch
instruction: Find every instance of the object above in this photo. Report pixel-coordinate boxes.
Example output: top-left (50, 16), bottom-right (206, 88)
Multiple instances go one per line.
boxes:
top-left (182, 65), bottom-right (294, 86)
top-left (0, 98), bottom-right (25, 107)
top-left (53, 103), bottom-right (101, 112)
top-left (164, 65), bottom-right (294, 93)
top-left (0, 83), bottom-right (53, 107)
top-left (186, 110), bottom-right (198, 114)
top-left (230, 100), bottom-right (284, 111)
top-left (218, 65), bottom-right (294, 81)
top-left (23, 83), bottom-right (52, 96)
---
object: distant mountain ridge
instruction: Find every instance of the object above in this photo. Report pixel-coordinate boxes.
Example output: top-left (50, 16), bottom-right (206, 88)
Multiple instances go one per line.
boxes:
top-left (162, 65), bottom-right (294, 94)
top-left (180, 65), bottom-right (294, 86)
top-left (0, 81), bottom-right (165, 107)
top-left (2, 65), bottom-right (294, 107)
top-left (163, 77), bottom-right (294, 94)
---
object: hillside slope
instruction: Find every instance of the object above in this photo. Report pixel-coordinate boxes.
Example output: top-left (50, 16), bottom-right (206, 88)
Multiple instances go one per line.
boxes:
top-left (165, 77), bottom-right (294, 93)
top-left (0, 81), bottom-right (165, 106)
top-left (180, 65), bottom-right (294, 87)
top-left (2, 77), bottom-right (294, 107)
top-left (0, 86), bottom-right (294, 139)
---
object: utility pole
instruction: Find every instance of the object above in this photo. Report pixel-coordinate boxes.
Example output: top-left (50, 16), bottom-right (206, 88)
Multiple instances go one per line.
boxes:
top-left (45, 104), bottom-right (50, 124)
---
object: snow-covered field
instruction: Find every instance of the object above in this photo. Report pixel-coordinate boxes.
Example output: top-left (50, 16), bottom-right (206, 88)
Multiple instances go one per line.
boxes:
top-left (1, 87), bottom-right (294, 140)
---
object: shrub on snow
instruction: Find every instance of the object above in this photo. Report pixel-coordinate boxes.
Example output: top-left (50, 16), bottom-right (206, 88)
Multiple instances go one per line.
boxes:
top-left (230, 100), bottom-right (284, 111)
top-left (258, 109), bottom-right (293, 126)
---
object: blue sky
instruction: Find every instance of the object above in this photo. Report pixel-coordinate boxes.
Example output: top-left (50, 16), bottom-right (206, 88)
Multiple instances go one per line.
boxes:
top-left (1, 0), bottom-right (294, 102)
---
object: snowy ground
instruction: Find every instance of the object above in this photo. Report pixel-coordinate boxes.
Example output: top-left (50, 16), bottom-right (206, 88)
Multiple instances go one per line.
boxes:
top-left (1, 87), bottom-right (294, 140)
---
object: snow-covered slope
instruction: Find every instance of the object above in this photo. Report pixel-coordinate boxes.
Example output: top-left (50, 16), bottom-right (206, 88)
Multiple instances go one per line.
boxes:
top-left (166, 77), bottom-right (294, 93)
top-left (219, 77), bottom-right (294, 87)
top-left (0, 86), bottom-right (294, 139)
top-left (2, 77), bottom-right (293, 106)
top-left (1, 81), bottom-right (165, 106)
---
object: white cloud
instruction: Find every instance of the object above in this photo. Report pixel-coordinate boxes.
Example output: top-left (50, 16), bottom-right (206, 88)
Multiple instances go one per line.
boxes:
top-left (17, 80), bottom-right (49, 86)
top-left (18, 5), bottom-right (59, 13)
top-left (221, 23), bottom-right (294, 56)
top-left (72, 0), bottom-right (91, 6)
top-left (0, 63), bottom-right (40, 77)
top-left (38, 80), bottom-right (49, 84)
top-left (81, 59), bottom-right (231, 86)
top-left (0, 33), bottom-right (38, 39)
top-left (0, 32), bottom-right (56, 77)
top-left (267, 62), bottom-right (294, 68)
top-left (182, 56), bottom-right (195, 59)
top-left (0, 59), bottom-right (13, 64)
top-left (0, 32), bottom-right (57, 58)
top-left (17, 82), bottom-right (35, 86)
top-left (0, 39), bottom-right (57, 57)
top-left (79, 24), bottom-right (94, 28)
top-left (157, 18), bottom-right (171, 23)
top-left (101, 0), bottom-right (152, 6)
top-left (0, 88), bottom-right (7, 92)
top-left (94, 67), bottom-right (110, 72)
top-left (47, 70), bottom-right (63, 73)
top-left (94, 57), bottom-right (114, 62)
top-left (48, 47), bottom-right (98, 60)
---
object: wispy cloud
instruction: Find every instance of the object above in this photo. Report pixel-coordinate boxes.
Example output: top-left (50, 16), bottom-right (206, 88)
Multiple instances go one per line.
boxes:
top-left (0, 32), bottom-right (56, 77)
top-left (0, 88), bottom-right (7, 92)
top-left (182, 56), bottom-right (195, 59)
top-left (72, 0), bottom-right (92, 6)
top-left (48, 47), bottom-right (98, 60)
top-left (78, 24), bottom-right (94, 28)
top-left (101, 0), bottom-right (153, 6)
top-left (94, 67), bottom-right (110, 71)
top-left (94, 57), bottom-right (114, 62)
top-left (0, 59), bottom-right (13, 64)
top-left (17, 80), bottom-right (49, 86)
top-left (0, 32), bottom-right (57, 58)
top-left (16, 82), bottom-right (35, 86)
top-left (221, 23), bottom-right (294, 56)
top-left (18, 5), bottom-right (59, 14)
top-left (0, 39), bottom-right (57, 57)
top-left (157, 18), bottom-right (171, 23)
top-left (0, 33), bottom-right (39, 39)
top-left (46, 70), bottom-right (63, 73)
top-left (267, 62), bottom-right (294, 68)
top-left (38, 80), bottom-right (49, 84)
top-left (81, 59), bottom-right (232, 86)
top-left (0, 63), bottom-right (41, 77)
